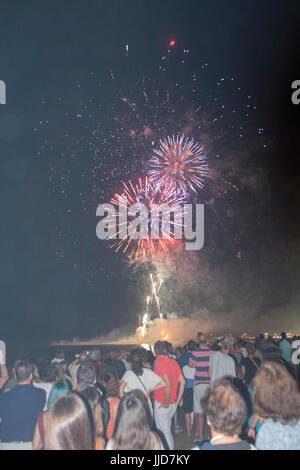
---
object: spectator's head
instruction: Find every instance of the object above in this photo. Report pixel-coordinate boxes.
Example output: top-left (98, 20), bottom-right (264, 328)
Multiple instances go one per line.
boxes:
top-left (236, 339), bottom-right (245, 350)
top-left (80, 385), bottom-right (104, 440)
top-left (89, 349), bottom-right (101, 361)
top-left (58, 360), bottom-right (68, 374)
top-left (98, 366), bottom-right (119, 398)
top-left (224, 335), bottom-right (234, 348)
top-left (187, 340), bottom-right (196, 352)
top-left (111, 389), bottom-right (158, 450)
top-left (47, 380), bottom-right (71, 410)
top-left (254, 337), bottom-right (261, 348)
top-left (154, 341), bottom-right (166, 357)
top-left (143, 349), bottom-right (155, 368)
top-left (54, 349), bottom-right (65, 360)
top-left (45, 392), bottom-right (94, 450)
top-left (42, 365), bottom-right (59, 383)
top-left (220, 339), bottom-right (231, 353)
top-left (246, 342), bottom-right (256, 356)
top-left (174, 347), bottom-right (183, 358)
top-left (252, 361), bottom-right (300, 424)
top-left (15, 359), bottom-right (34, 384)
top-left (130, 348), bottom-right (144, 376)
top-left (119, 351), bottom-right (127, 362)
top-left (103, 351), bottom-right (116, 362)
top-left (164, 342), bottom-right (173, 354)
top-left (281, 332), bottom-right (287, 340)
top-left (32, 363), bottom-right (40, 380)
top-left (78, 351), bottom-right (89, 363)
top-left (76, 360), bottom-right (97, 392)
top-left (197, 333), bottom-right (207, 345)
top-left (201, 379), bottom-right (247, 437)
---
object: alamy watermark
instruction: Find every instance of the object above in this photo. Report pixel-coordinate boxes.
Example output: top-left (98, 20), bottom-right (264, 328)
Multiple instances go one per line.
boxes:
top-left (0, 80), bottom-right (6, 104)
top-left (96, 197), bottom-right (204, 250)
top-left (291, 80), bottom-right (300, 105)
top-left (0, 339), bottom-right (6, 364)
top-left (292, 340), bottom-right (300, 365)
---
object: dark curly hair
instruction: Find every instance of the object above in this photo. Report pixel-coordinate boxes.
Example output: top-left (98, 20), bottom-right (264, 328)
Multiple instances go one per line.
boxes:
top-left (98, 366), bottom-right (119, 398)
top-left (201, 379), bottom-right (247, 436)
top-left (76, 360), bottom-right (96, 391)
top-left (130, 348), bottom-right (144, 376)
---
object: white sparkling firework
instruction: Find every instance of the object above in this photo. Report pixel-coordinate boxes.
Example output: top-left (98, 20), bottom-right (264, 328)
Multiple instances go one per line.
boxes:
top-left (148, 134), bottom-right (208, 196)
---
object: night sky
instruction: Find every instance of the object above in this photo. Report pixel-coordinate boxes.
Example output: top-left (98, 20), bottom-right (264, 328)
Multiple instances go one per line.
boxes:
top-left (0, 0), bottom-right (300, 354)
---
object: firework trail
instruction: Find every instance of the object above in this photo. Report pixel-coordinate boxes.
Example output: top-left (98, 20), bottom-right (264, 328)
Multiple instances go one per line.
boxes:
top-left (149, 273), bottom-right (163, 318)
top-left (148, 134), bottom-right (208, 196)
top-left (138, 272), bottom-right (164, 339)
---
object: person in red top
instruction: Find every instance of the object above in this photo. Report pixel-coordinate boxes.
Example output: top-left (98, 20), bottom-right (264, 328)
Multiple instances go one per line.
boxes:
top-left (153, 341), bottom-right (185, 450)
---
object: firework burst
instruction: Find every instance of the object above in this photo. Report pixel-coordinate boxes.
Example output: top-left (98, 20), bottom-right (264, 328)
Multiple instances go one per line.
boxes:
top-left (107, 177), bottom-right (185, 260)
top-left (148, 134), bottom-right (208, 196)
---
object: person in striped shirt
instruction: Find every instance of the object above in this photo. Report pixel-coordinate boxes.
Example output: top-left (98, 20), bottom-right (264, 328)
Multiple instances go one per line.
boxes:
top-left (189, 332), bottom-right (212, 443)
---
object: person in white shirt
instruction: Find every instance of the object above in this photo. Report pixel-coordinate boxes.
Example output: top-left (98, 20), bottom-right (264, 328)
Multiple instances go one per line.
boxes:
top-left (119, 348), bottom-right (166, 416)
top-left (209, 339), bottom-right (236, 384)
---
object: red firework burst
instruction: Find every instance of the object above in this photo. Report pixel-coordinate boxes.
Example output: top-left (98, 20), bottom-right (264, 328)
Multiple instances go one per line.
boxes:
top-left (106, 177), bottom-right (185, 260)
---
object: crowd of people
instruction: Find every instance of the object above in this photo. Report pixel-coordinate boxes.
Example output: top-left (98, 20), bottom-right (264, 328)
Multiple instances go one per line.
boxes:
top-left (0, 331), bottom-right (299, 450)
